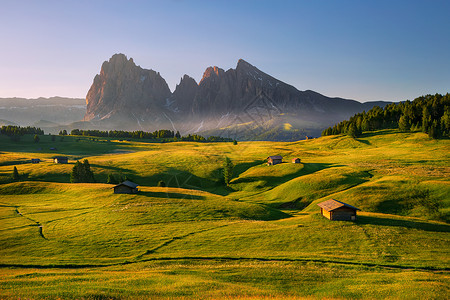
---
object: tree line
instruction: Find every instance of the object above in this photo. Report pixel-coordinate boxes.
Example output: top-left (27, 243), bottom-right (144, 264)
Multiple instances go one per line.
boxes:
top-left (70, 129), bottom-right (233, 142)
top-left (322, 93), bottom-right (450, 139)
top-left (1, 125), bottom-right (44, 137)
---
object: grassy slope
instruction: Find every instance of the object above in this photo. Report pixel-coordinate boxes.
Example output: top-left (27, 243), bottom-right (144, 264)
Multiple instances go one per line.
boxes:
top-left (0, 130), bottom-right (449, 299)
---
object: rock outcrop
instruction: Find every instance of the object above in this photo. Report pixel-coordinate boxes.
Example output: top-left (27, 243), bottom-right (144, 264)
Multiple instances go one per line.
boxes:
top-left (85, 54), bottom-right (171, 124)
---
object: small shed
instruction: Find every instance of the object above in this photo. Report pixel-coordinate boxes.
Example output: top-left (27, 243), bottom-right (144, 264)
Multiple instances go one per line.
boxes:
top-left (317, 199), bottom-right (360, 221)
top-left (292, 158), bottom-right (301, 164)
top-left (113, 181), bottom-right (139, 194)
top-left (53, 156), bottom-right (68, 164)
top-left (267, 156), bottom-right (283, 165)
top-left (31, 159), bottom-right (40, 164)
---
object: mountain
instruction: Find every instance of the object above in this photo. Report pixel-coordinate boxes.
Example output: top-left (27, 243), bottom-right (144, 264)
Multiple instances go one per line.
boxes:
top-left (84, 54), bottom-right (390, 139)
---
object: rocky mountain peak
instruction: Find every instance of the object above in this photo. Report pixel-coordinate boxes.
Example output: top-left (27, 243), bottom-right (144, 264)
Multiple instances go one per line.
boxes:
top-left (84, 54), bottom-right (171, 122)
top-left (236, 58), bottom-right (254, 70)
top-left (200, 66), bottom-right (225, 84)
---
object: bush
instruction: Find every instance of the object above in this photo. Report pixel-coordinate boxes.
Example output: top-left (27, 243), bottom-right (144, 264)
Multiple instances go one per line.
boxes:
top-left (157, 180), bottom-right (166, 187)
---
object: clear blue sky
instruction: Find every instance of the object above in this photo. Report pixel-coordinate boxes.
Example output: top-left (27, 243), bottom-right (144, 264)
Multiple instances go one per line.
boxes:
top-left (1, 0), bottom-right (449, 102)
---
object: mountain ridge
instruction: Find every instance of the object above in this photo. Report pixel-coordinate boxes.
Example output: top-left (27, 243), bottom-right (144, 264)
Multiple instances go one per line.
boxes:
top-left (83, 54), bottom-right (390, 140)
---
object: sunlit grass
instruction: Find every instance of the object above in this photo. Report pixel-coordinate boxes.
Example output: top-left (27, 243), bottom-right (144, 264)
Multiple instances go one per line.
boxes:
top-left (0, 130), bottom-right (449, 298)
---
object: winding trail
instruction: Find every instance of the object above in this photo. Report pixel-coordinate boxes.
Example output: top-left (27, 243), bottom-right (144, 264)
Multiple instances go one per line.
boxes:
top-left (136, 222), bottom-right (236, 259)
top-left (0, 204), bottom-right (48, 240)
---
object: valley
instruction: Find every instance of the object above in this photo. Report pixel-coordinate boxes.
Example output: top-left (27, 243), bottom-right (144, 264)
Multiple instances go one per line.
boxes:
top-left (0, 130), bottom-right (448, 299)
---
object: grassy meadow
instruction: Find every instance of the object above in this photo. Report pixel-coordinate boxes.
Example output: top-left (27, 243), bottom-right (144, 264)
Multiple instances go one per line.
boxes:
top-left (0, 130), bottom-right (449, 299)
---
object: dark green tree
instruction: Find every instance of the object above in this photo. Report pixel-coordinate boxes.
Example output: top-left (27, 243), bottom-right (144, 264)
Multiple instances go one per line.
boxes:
top-left (223, 157), bottom-right (234, 187)
top-left (347, 122), bottom-right (358, 138)
top-left (106, 173), bottom-right (116, 184)
top-left (12, 166), bottom-right (20, 181)
top-left (33, 134), bottom-right (40, 143)
top-left (233, 140), bottom-right (238, 145)
top-left (70, 160), bottom-right (95, 183)
top-left (82, 159), bottom-right (95, 183)
top-left (70, 161), bottom-right (82, 183)
top-left (428, 120), bottom-right (440, 139)
top-left (398, 115), bottom-right (410, 132)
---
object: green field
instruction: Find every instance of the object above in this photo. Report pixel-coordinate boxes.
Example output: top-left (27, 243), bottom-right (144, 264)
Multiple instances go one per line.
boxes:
top-left (0, 131), bottom-right (449, 299)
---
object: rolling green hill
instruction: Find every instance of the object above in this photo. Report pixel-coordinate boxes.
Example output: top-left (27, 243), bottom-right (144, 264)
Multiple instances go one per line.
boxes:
top-left (0, 130), bottom-right (449, 299)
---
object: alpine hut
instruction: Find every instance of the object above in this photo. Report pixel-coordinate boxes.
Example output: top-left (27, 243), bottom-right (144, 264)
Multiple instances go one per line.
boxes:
top-left (292, 158), bottom-right (301, 164)
top-left (113, 180), bottom-right (139, 194)
top-left (317, 199), bottom-right (360, 221)
top-left (267, 156), bottom-right (283, 165)
top-left (53, 156), bottom-right (68, 164)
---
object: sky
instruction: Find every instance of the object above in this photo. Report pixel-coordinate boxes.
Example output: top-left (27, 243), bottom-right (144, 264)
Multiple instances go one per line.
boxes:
top-left (0, 0), bottom-right (449, 102)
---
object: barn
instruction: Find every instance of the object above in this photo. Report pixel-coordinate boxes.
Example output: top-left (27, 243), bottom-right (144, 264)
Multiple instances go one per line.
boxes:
top-left (113, 180), bottom-right (139, 194)
top-left (317, 199), bottom-right (360, 221)
top-left (53, 156), bottom-right (68, 164)
top-left (267, 156), bottom-right (283, 165)
top-left (292, 158), bottom-right (301, 163)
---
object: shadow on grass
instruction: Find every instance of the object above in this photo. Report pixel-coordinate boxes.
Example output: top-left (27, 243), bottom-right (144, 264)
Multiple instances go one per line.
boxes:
top-left (233, 160), bottom-right (266, 178)
top-left (356, 215), bottom-right (450, 233)
top-left (139, 191), bottom-right (205, 200)
top-left (359, 129), bottom-right (398, 138)
top-left (356, 139), bottom-right (371, 145)
top-left (232, 162), bottom-right (338, 187)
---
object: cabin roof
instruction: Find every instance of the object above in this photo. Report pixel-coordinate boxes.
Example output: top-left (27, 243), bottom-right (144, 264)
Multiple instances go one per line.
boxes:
top-left (267, 156), bottom-right (283, 160)
top-left (113, 180), bottom-right (139, 189)
top-left (317, 199), bottom-right (360, 211)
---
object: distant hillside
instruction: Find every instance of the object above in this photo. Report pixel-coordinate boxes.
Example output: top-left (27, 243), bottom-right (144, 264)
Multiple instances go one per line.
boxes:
top-left (322, 93), bottom-right (450, 139)
top-left (0, 97), bottom-right (85, 130)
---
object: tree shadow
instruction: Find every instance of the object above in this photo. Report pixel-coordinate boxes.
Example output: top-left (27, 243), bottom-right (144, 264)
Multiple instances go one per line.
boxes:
top-left (356, 138), bottom-right (371, 145)
top-left (139, 191), bottom-right (205, 200)
top-left (232, 162), bottom-right (339, 187)
top-left (359, 129), bottom-right (397, 138)
top-left (356, 215), bottom-right (450, 233)
top-left (233, 160), bottom-right (266, 178)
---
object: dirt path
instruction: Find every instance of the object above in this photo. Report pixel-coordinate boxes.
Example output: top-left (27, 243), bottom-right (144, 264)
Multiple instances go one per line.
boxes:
top-left (6, 205), bottom-right (48, 240)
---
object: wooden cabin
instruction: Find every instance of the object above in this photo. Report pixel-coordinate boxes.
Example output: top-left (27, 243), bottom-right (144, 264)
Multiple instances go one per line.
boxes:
top-left (53, 156), bottom-right (68, 164)
top-left (317, 199), bottom-right (360, 221)
top-left (31, 159), bottom-right (40, 164)
top-left (267, 156), bottom-right (283, 165)
top-left (292, 158), bottom-right (301, 164)
top-left (113, 180), bottom-right (139, 194)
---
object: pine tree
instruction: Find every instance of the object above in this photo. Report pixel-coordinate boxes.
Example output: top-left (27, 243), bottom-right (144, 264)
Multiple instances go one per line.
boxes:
top-left (428, 120), bottom-right (440, 139)
top-left (70, 161), bottom-right (82, 183)
top-left (82, 159), bottom-right (95, 183)
top-left (70, 160), bottom-right (95, 183)
top-left (347, 123), bottom-right (358, 138)
top-left (33, 134), bottom-right (40, 143)
top-left (107, 173), bottom-right (116, 184)
top-left (398, 115), bottom-right (410, 132)
top-left (223, 157), bottom-right (234, 187)
top-left (12, 166), bottom-right (19, 181)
